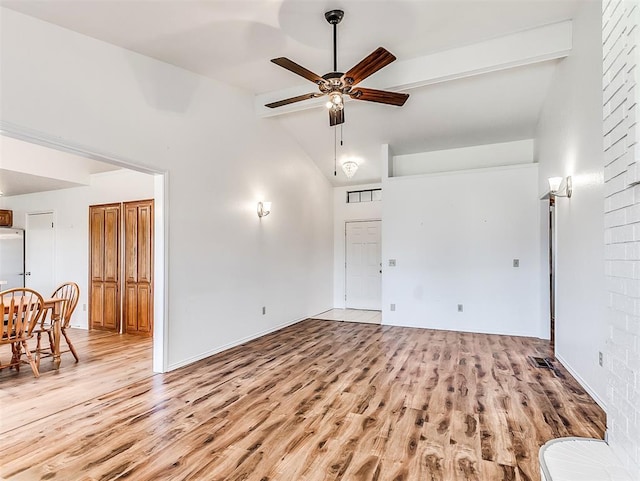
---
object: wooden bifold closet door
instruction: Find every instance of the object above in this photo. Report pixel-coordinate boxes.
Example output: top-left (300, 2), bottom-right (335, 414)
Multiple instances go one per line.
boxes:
top-left (123, 200), bottom-right (153, 336)
top-left (89, 199), bottom-right (154, 337)
top-left (90, 203), bottom-right (121, 332)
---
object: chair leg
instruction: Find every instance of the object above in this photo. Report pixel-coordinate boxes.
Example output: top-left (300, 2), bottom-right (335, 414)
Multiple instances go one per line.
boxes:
top-left (62, 328), bottom-right (79, 362)
top-left (21, 340), bottom-right (40, 378)
top-left (35, 332), bottom-right (42, 369)
top-left (47, 331), bottom-right (54, 360)
top-left (12, 343), bottom-right (21, 372)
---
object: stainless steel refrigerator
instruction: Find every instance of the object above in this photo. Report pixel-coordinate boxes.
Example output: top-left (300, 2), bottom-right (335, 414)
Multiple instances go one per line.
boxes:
top-left (0, 227), bottom-right (25, 289)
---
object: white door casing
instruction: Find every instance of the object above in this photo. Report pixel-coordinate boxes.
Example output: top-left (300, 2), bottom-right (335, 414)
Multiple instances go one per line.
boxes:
top-left (345, 220), bottom-right (381, 310)
top-left (26, 212), bottom-right (55, 296)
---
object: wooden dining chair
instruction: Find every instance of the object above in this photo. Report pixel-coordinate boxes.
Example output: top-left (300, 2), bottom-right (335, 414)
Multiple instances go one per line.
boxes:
top-left (34, 282), bottom-right (80, 365)
top-left (1, 288), bottom-right (45, 377)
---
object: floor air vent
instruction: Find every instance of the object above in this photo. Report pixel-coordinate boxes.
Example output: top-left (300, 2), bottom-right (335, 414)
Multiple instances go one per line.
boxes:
top-left (530, 356), bottom-right (554, 369)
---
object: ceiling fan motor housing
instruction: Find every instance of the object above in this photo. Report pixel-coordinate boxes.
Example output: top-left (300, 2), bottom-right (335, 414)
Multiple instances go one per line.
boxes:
top-left (324, 10), bottom-right (344, 25)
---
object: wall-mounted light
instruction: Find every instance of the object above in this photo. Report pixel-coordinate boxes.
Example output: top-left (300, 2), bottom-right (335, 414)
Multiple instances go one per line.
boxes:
top-left (257, 201), bottom-right (271, 218)
top-left (548, 176), bottom-right (572, 198)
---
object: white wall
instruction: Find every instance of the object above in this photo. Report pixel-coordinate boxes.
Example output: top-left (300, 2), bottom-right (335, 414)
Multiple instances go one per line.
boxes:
top-left (534, 0), bottom-right (607, 408)
top-left (0, 8), bottom-right (334, 370)
top-left (393, 139), bottom-right (534, 176)
top-left (381, 164), bottom-right (542, 337)
top-left (602, 0), bottom-right (640, 474)
top-left (332, 183), bottom-right (382, 308)
top-left (1, 169), bottom-right (155, 329)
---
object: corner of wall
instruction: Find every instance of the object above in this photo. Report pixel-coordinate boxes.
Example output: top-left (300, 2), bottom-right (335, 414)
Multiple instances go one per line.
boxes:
top-left (602, 0), bottom-right (640, 474)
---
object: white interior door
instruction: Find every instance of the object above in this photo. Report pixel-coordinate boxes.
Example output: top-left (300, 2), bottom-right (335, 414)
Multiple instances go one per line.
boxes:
top-left (345, 220), bottom-right (381, 310)
top-left (26, 212), bottom-right (55, 296)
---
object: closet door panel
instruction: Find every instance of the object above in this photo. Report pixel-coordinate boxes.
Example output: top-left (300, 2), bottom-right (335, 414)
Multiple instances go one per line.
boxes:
top-left (89, 204), bottom-right (121, 332)
top-left (123, 199), bottom-right (154, 336)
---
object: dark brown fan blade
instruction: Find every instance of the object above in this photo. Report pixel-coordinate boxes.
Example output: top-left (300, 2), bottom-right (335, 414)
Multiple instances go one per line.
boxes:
top-left (265, 93), bottom-right (322, 109)
top-left (348, 87), bottom-right (409, 106)
top-left (329, 108), bottom-right (344, 126)
top-left (342, 47), bottom-right (396, 85)
top-left (271, 57), bottom-right (326, 85)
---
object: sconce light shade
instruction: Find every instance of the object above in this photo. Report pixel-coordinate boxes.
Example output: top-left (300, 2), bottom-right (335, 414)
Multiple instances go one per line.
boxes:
top-left (257, 201), bottom-right (271, 218)
top-left (548, 176), bottom-right (572, 198)
top-left (548, 177), bottom-right (563, 193)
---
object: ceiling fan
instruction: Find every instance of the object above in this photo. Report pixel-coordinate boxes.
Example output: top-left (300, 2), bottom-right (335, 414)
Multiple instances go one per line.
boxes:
top-left (265, 9), bottom-right (409, 127)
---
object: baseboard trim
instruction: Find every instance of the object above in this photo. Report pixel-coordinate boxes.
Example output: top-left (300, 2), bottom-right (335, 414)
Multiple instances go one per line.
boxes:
top-left (167, 316), bottom-right (305, 371)
top-left (555, 353), bottom-right (607, 412)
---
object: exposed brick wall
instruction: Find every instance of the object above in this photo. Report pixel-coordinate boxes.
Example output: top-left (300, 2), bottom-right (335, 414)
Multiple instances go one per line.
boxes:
top-left (603, 0), bottom-right (640, 473)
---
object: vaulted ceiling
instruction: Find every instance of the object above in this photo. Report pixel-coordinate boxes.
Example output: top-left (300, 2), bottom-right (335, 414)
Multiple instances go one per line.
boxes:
top-left (1, 0), bottom-right (583, 188)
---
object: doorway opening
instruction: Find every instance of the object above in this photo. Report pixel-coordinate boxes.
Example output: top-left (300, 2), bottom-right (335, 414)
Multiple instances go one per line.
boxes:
top-left (549, 196), bottom-right (556, 351)
top-left (345, 220), bottom-right (382, 311)
top-left (0, 126), bottom-right (167, 372)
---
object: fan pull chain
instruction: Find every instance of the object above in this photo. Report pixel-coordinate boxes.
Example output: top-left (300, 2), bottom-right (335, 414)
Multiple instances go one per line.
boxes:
top-left (334, 127), bottom-right (337, 176)
top-left (341, 125), bottom-right (343, 147)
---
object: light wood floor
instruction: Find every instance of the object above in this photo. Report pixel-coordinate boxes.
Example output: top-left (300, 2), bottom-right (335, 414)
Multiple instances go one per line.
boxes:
top-left (0, 319), bottom-right (604, 481)
top-left (312, 308), bottom-right (382, 324)
top-left (0, 328), bottom-right (153, 433)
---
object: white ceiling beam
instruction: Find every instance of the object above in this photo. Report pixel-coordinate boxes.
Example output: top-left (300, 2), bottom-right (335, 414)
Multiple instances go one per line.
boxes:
top-left (0, 135), bottom-right (92, 186)
top-left (255, 20), bottom-right (572, 118)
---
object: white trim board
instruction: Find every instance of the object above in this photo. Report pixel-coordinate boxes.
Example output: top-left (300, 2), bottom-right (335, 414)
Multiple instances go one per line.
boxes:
top-left (556, 352), bottom-right (607, 412)
top-left (166, 316), bottom-right (308, 371)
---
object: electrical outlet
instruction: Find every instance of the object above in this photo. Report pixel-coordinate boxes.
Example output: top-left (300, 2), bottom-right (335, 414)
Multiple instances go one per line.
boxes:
top-left (599, 351), bottom-right (603, 366)
top-left (389, 259), bottom-right (397, 267)
top-left (390, 303), bottom-right (396, 312)
top-left (513, 259), bottom-right (520, 268)
top-left (262, 306), bottom-right (266, 315)
top-left (458, 304), bottom-right (463, 312)
top-left (83, 304), bottom-right (87, 311)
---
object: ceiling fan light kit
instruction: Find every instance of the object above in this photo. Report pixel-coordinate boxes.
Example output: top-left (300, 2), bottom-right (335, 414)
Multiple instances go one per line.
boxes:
top-left (265, 9), bottom-right (409, 127)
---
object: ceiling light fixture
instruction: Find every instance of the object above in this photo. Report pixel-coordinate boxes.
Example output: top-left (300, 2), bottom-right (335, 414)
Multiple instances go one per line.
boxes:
top-left (341, 157), bottom-right (359, 179)
top-left (548, 176), bottom-right (572, 198)
top-left (265, 9), bottom-right (409, 127)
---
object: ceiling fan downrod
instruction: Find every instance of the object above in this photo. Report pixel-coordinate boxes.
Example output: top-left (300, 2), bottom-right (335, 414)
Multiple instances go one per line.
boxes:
top-left (324, 9), bottom-right (344, 73)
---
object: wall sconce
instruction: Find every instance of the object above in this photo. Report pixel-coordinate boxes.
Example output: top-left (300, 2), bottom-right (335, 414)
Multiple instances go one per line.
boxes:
top-left (548, 176), bottom-right (572, 198)
top-left (257, 201), bottom-right (271, 218)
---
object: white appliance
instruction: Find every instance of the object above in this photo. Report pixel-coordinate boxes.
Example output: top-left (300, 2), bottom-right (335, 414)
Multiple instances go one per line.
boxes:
top-left (0, 227), bottom-right (25, 289)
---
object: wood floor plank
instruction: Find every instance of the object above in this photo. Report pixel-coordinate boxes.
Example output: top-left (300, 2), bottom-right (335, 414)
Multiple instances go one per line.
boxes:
top-left (0, 319), bottom-right (605, 481)
top-left (0, 329), bottom-right (153, 434)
